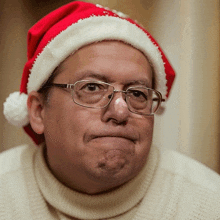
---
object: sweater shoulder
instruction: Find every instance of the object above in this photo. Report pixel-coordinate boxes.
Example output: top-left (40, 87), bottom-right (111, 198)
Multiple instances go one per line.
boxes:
top-left (0, 145), bottom-right (36, 176)
top-left (158, 148), bottom-right (220, 192)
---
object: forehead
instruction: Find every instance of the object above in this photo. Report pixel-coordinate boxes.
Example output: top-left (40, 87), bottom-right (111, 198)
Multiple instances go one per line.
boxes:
top-left (55, 41), bottom-right (153, 87)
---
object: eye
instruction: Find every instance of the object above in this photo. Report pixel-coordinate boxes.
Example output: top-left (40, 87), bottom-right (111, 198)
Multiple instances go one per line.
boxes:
top-left (132, 90), bottom-right (144, 97)
top-left (82, 83), bottom-right (105, 92)
top-left (86, 83), bottom-right (99, 91)
top-left (129, 89), bottom-right (148, 100)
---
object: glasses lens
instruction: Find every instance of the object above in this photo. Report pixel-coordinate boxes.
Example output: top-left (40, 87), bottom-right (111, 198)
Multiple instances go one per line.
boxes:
top-left (72, 81), bottom-right (113, 108)
top-left (126, 88), bottom-right (161, 115)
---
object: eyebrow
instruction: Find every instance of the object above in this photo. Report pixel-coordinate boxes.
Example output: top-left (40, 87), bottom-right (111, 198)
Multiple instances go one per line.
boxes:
top-left (125, 80), bottom-right (152, 88)
top-left (74, 71), bottom-right (109, 82)
top-left (71, 71), bottom-right (152, 88)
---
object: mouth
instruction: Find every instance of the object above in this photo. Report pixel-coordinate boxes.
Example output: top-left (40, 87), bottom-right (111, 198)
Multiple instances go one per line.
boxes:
top-left (90, 134), bottom-right (137, 144)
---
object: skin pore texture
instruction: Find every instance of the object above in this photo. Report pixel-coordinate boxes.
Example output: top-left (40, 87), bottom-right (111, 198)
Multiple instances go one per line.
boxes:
top-left (28, 41), bottom-right (154, 195)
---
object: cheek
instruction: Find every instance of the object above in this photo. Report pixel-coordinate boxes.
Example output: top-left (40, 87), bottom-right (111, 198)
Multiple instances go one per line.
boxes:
top-left (141, 117), bottom-right (154, 143)
top-left (135, 116), bottom-right (154, 158)
top-left (43, 105), bottom-right (97, 172)
top-left (42, 95), bottom-right (89, 146)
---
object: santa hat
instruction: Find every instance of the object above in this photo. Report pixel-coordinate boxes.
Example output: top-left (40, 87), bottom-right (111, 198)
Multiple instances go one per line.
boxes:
top-left (3, 1), bottom-right (175, 145)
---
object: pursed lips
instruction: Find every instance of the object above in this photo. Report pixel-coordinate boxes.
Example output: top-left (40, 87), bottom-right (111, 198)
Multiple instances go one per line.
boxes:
top-left (88, 133), bottom-right (138, 144)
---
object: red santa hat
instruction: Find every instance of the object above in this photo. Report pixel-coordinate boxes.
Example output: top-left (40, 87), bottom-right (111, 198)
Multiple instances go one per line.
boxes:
top-left (3, 1), bottom-right (175, 145)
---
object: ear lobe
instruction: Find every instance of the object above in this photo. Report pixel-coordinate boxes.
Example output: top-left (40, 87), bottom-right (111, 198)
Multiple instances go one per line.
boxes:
top-left (27, 91), bottom-right (45, 134)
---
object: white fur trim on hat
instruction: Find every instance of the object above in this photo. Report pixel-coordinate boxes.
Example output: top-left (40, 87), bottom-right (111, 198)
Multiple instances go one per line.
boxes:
top-left (3, 92), bottom-right (29, 127)
top-left (28, 16), bottom-right (167, 98)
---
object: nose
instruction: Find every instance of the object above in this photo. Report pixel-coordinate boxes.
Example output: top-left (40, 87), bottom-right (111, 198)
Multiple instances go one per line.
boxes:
top-left (101, 91), bottom-right (130, 125)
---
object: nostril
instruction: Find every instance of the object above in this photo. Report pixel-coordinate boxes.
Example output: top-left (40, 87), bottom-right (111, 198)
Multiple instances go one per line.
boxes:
top-left (108, 94), bottom-right (112, 99)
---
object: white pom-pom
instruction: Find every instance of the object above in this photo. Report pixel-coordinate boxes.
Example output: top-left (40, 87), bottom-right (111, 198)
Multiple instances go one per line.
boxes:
top-left (3, 92), bottom-right (29, 127)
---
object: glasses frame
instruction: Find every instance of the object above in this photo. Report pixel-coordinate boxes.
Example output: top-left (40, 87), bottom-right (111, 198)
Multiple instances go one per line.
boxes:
top-left (46, 80), bottom-right (165, 115)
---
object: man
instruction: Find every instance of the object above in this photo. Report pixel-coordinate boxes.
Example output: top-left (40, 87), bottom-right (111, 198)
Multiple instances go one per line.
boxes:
top-left (1, 1), bottom-right (220, 219)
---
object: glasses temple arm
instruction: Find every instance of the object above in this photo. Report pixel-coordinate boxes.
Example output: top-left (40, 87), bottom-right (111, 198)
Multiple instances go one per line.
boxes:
top-left (153, 98), bottom-right (166, 102)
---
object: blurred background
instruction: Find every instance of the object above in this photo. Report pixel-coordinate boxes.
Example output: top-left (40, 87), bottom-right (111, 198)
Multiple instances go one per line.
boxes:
top-left (0, 0), bottom-right (219, 173)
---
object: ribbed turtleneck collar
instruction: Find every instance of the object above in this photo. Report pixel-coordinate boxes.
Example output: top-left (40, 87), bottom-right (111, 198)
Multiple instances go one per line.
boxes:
top-left (34, 145), bottom-right (159, 219)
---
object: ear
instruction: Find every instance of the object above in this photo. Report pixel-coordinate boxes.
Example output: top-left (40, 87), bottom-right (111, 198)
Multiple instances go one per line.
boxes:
top-left (27, 91), bottom-right (45, 135)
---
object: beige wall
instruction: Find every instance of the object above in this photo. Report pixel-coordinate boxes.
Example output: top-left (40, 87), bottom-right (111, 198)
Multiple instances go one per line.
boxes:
top-left (1, 0), bottom-right (219, 172)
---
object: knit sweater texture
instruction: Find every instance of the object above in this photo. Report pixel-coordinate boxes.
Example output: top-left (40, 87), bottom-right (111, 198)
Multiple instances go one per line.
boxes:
top-left (1, 144), bottom-right (220, 220)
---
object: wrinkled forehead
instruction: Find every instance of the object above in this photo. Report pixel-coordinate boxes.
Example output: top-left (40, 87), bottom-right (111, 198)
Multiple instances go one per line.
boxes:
top-left (51, 40), bottom-right (154, 87)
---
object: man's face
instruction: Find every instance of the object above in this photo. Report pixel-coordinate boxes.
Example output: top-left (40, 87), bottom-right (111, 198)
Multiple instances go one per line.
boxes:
top-left (41, 41), bottom-right (154, 194)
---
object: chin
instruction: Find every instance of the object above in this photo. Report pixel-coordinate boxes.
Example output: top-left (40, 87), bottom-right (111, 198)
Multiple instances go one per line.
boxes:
top-left (89, 157), bottom-right (141, 187)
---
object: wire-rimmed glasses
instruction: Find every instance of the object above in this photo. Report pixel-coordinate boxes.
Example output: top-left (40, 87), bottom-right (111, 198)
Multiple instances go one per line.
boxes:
top-left (47, 80), bottom-right (164, 115)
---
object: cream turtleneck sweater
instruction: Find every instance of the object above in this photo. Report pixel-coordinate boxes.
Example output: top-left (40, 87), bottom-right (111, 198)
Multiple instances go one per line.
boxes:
top-left (1, 144), bottom-right (220, 220)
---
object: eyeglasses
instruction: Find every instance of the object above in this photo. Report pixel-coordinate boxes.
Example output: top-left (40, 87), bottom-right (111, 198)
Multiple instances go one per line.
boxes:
top-left (47, 80), bottom-right (164, 115)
